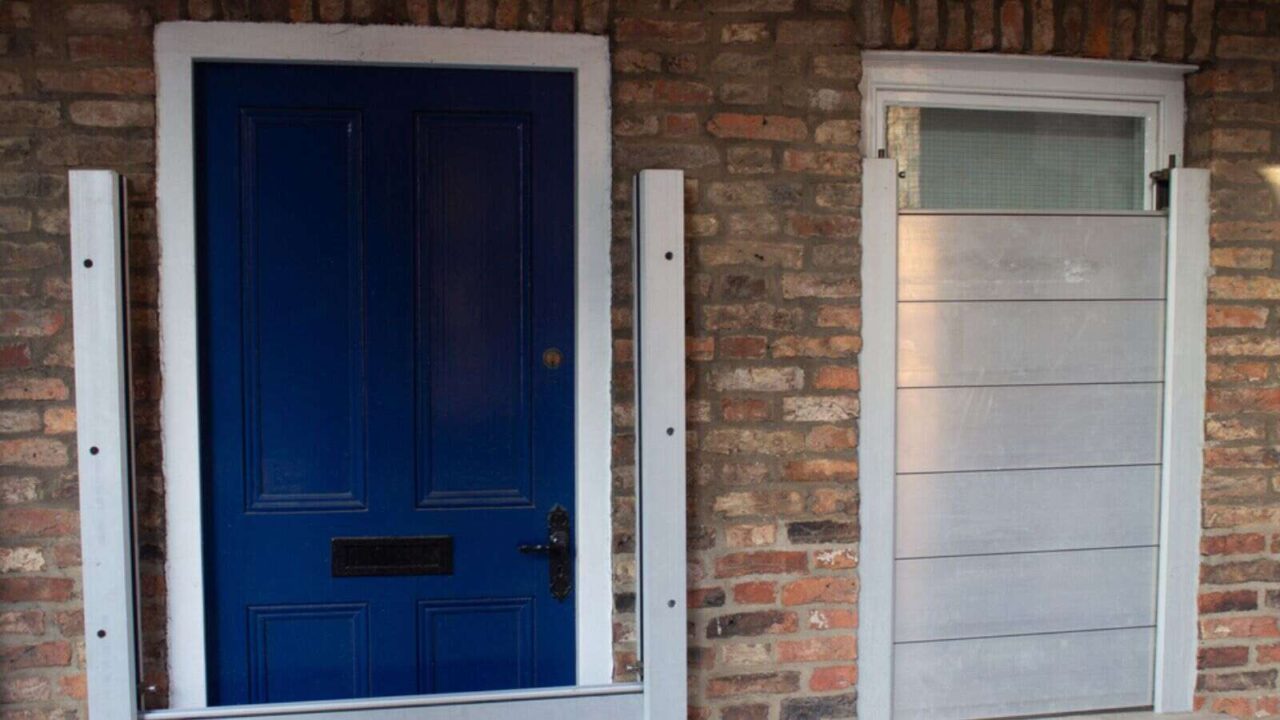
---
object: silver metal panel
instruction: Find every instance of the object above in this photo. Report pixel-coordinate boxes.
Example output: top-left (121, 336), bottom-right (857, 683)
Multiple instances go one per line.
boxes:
top-left (896, 384), bottom-right (1163, 474)
top-left (898, 214), bottom-right (1167, 301)
top-left (142, 685), bottom-right (645, 720)
top-left (70, 170), bottom-right (140, 720)
top-left (893, 627), bottom-right (1156, 720)
top-left (634, 170), bottom-right (689, 720)
top-left (898, 301), bottom-right (1165, 387)
top-left (896, 466), bottom-right (1161, 558)
top-left (894, 547), bottom-right (1158, 642)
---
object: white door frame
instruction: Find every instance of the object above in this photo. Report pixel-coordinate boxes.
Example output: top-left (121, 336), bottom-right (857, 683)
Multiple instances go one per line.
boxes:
top-left (857, 52), bottom-right (1206, 718)
top-left (153, 21), bottom-right (614, 709)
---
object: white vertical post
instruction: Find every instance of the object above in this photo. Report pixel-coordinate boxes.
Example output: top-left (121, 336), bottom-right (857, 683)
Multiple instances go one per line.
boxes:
top-left (70, 170), bottom-right (140, 720)
top-left (1154, 168), bottom-right (1210, 713)
top-left (857, 158), bottom-right (898, 720)
top-left (634, 170), bottom-right (688, 720)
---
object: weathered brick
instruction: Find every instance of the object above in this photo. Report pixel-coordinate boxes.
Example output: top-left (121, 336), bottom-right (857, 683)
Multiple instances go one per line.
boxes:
top-left (786, 520), bottom-right (857, 543)
top-left (776, 635), bottom-right (855, 662)
top-left (708, 114), bottom-right (807, 142)
top-left (707, 671), bottom-right (801, 697)
top-left (715, 550), bottom-right (808, 577)
top-left (714, 491), bottom-right (805, 518)
top-left (776, 20), bottom-right (855, 45)
top-left (780, 693), bottom-right (856, 720)
top-left (0, 439), bottom-right (69, 467)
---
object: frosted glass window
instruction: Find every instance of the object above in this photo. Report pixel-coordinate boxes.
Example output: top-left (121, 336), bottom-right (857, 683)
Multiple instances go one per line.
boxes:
top-left (887, 106), bottom-right (1147, 211)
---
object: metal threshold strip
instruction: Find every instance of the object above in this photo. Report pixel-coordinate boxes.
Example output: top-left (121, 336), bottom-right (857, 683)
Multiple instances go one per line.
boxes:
top-left (899, 208), bottom-right (1168, 216)
top-left (142, 683), bottom-right (645, 719)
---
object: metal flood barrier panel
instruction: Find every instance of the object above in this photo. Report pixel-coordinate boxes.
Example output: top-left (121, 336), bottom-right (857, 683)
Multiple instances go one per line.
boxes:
top-left (891, 212), bottom-right (1168, 719)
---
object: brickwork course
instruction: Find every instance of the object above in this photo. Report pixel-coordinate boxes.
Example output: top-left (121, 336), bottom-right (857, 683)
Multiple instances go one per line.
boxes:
top-left (0, 0), bottom-right (1276, 718)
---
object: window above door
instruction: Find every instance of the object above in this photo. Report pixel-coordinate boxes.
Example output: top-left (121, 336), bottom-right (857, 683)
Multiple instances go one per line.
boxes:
top-left (861, 52), bottom-right (1194, 212)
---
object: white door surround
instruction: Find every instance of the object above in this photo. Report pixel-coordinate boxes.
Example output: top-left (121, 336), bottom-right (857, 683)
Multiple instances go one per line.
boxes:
top-left (154, 21), bottom-right (614, 710)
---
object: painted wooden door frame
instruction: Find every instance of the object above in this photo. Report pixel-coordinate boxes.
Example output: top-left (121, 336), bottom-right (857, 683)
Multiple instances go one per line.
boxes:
top-left (856, 52), bottom-right (1207, 718)
top-left (153, 22), bottom-right (614, 708)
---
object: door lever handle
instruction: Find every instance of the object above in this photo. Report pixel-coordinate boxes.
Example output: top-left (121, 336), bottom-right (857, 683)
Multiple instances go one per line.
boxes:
top-left (518, 529), bottom-right (568, 555)
top-left (516, 505), bottom-right (572, 601)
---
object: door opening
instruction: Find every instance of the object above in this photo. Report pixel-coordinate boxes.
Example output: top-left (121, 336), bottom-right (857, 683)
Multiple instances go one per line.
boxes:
top-left (196, 62), bottom-right (575, 704)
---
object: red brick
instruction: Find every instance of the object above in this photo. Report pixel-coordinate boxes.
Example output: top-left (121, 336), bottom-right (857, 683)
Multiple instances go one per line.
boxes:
top-left (0, 610), bottom-right (44, 635)
top-left (706, 610), bottom-right (798, 638)
top-left (707, 114), bottom-right (806, 142)
top-left (0, 342), bottom-right (30, 369)
top-left (0, 377), bottom-right (68, 401)
top-left (781, 576), bottom-right (857, 605)
top-left (36, 68), bottom-right (155, 95)
top-left (1200, 590), bottom-right (1259, 614)
top-left (0, 508), bottom-right (78, 537)
top-left (614, 18), bottom-right (706, 44)
top-left (783, 459), bottom-right (856, 483)
top-left (1, 640), bottom-right (72, 669)
top-left (732, 581), bottom-right (776, 604)
top-left (776, 20), bottom-right (855, 46)
top-left (715, 551), bottom-right (807, 578)
top-left (1201, 646), bottom-right (1251, 669)
top-left (1202, 533), bottom-right (1267, 555)
top-left (706, 671), bottom-right (800, 698)
top-left (1000, 0), bottom-right (1025, 51)
top-left (810, 665), bottom-right (857, 691)
top-left (0, 577), bottom-right (74, 602)
top-left (776, 635), bottom-right (856, 662)
top-left (1201, 616), bottom-right (1280, 639)
top-left (0, 438), bottom-right (69, 467)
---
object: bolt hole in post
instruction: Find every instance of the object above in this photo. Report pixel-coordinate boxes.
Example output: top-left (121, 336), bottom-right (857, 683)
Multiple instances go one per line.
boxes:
top-left (89, 446), bottom-right (99, 455)
top-left (97, 629), bottom-right (106, 638)
top-left (664, 251), bottom-right (673, 260)
top-left (83, 258), bottom-right (93, 268)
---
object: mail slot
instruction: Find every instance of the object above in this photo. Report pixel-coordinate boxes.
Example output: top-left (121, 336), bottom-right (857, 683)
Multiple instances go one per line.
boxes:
top-left (331, 536), bottom-right (454, 577)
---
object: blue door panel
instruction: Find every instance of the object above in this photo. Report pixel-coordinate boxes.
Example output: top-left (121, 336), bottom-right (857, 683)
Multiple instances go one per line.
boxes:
top-left (418, 116), bottom-right (532, 509)
top-left (248, 604), bottom-right (370, 704)
top-left (240, 110), bottom-right (367, 511)
top-left (417, 599), bottom-right (534, 694)
top-left (196, 63), bottom-right (576, 706)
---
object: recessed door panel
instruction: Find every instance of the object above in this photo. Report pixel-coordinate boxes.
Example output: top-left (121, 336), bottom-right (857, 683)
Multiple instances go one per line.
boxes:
top-left (417, 116), bottom-right (533, 509)
top-left (248, 604), bottom-right (370, 704)
top-left (417, 599), bottom-right (534, 694)
top-left (240, 110), bottom-right (367, 512)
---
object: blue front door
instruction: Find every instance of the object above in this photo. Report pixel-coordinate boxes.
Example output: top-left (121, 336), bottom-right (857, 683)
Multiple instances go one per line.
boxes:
top-left (196, 62), bottom-right (576, 705)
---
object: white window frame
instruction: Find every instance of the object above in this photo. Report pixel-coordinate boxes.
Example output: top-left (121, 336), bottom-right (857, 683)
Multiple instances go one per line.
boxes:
top-left (861, 51), bottom-right (1192, 211)
top-left (857, 52), bottom-right (1206, 718)
top-left (62, 22), bottom-right (689, 719)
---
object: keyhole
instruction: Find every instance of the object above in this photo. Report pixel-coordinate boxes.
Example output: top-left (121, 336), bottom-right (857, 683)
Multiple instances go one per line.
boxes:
top-left (542, 348), bottom-right (563, 370)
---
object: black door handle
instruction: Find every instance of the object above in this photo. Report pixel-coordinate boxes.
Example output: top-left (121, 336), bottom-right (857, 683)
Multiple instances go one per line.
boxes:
top-left (517, 505), bottom-right (572, 601)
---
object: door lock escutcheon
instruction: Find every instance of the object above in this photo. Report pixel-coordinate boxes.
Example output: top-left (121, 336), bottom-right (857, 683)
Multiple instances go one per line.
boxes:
top-left (518, 504), bottom-right (572, 601)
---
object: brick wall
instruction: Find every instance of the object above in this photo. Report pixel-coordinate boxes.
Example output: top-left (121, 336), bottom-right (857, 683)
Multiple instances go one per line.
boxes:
top-left (1190, 1), bottom-right (1280, 716)
top-left (0, 1), bottom-right (1275, 719)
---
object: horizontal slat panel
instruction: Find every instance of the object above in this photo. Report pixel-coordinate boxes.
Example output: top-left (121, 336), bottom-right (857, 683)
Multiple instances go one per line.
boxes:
top-left (896, 466), bottom-right (1160, 558)
top-left (898, 301), bottom-right (1165, 387)
top-left (894, 547), bottom-right (1157, 642)
top-left (899, 214), bottom-right (1166, 301)
top-left (897, 384), bottom-right (1162, 474)
top-left (893, 627), bottom-right (1155, 720)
